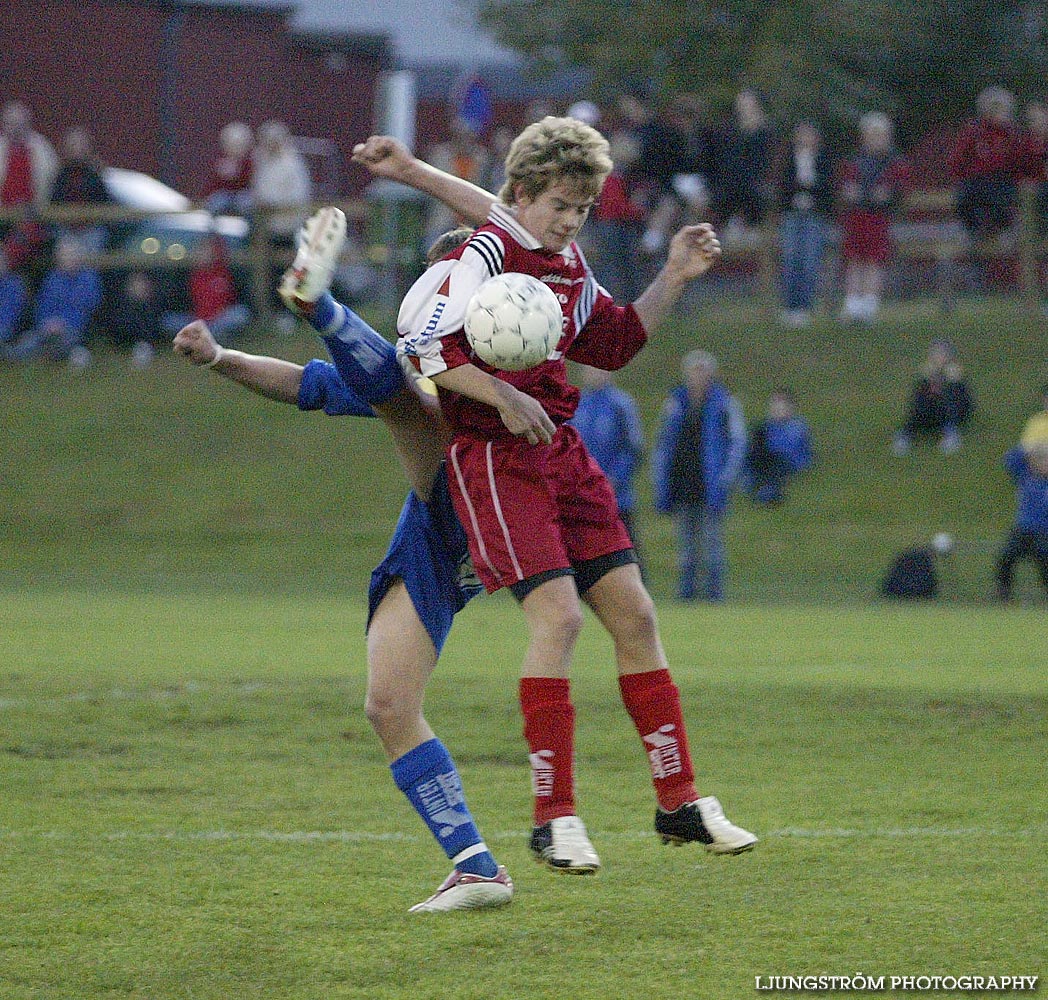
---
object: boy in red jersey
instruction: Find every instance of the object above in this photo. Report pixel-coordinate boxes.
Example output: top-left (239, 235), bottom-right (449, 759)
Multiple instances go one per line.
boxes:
top-left (355, 121), bottom-right (757, 871)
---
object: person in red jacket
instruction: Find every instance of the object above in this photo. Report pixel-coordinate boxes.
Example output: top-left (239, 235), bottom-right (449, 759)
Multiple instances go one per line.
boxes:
top-left (163, 234), bottom-right (250, 342)
top-left (948, 86), bottom-right (1025, 241)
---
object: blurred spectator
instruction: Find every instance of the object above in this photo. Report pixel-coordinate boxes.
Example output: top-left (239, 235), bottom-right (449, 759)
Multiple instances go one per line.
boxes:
top-left (880, 532), bottom-right (954, 600)
top-left (838, 112), bottom-right (912, 325)
top-left (423, 117), bottom-right (492, 251)
top-left (204, 121), bottom-right (254, 216)
top-left (105, 271), bottom-right (165, 368)
top-left (1, 236), bottom-right (101, 367)
top-left (774, 121), bottom-right (834, 327)
top-left (0, 100), bottom-right (58, 215)
top-left (892, 338), bottom-right (974, 456)
top-left (994, 443), bottom-right (1048, 602)
top-left (485, 125), bottom-right (514, 196)
top-left (710, 89), bottom-right (774, 239)
top-left (1020, 382), bottom-right (1048, 449)
top-left (252, 120), bottom-right (312, 242)
top-left (948, 86), bottom-right (1024, 241)
top-left (163, 234), bottom-right (249, 343)
top-left (1020, 100), bottom-right (1048, 237)
top-left (49, 127), bottom-right (110, 253)
top-left (571, 364), bottom-right (646, 566)
top-left (591, 130), bottom-right (649, 301)
top-left (653, 350), bottom-right (746, 602)
top-left (0, 246), bottom-right (28, 345)
top-left (567, 100), bottom-right (601, 128)
top-left (636, 93), bottom-right (713, 258)
top-left (744, 388), bottom-right (814, 506)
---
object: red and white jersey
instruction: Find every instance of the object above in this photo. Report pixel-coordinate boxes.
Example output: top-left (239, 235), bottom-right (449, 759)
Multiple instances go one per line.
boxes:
top-left (397, 202), bottom-right (648, 439)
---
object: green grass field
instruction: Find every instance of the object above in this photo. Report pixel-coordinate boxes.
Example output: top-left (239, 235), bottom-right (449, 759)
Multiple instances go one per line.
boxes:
top-left (1, 300), bottom-right (1046, 997)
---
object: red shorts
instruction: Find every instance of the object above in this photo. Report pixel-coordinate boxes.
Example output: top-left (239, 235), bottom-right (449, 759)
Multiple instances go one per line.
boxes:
top-left (446, 424), bottom-right (632, 593)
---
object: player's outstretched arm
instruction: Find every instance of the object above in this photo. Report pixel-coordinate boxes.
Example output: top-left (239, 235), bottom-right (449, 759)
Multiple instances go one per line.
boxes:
top-left (431, 364), bottom-right (555, 445)
top-left (631, 224), bottom-right (722, 334)
top-left (173, 320), bottom-right (303, 404)
top-left (352, 135), bottom-right (497, 227)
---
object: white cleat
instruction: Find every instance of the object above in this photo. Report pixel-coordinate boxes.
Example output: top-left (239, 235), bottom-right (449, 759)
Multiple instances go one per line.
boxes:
top-left (656, 796), bottom-right (758, 855)
top-left (278, 206), bottom-right (347, 313)
top-left (530, 815), bottom-right (601, 874)
top-left (408, 866), bottom-right (513, 914)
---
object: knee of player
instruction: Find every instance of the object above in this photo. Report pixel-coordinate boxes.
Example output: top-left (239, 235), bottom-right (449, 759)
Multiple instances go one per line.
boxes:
top-left (532, 603), bottom-right (585, 649)
top-left (607, 591), bottom-right (659, 647)
top-left (364, 687), bottom-right (415, 733)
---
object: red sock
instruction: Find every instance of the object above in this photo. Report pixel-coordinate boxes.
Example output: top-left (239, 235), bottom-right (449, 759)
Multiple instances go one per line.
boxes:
top-left (519, 677), bottom-right (576, 825)
top-left (618, 668), bottom-right (698, 811)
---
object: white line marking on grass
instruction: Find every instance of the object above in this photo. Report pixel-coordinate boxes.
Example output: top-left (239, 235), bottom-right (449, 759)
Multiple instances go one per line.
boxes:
top-left (1, 826), bottom-right (1045, 844)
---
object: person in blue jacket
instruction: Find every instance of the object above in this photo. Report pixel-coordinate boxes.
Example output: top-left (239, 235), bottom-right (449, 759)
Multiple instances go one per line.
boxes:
top-left (571, 364), bottom-right (646, 563)
top-left (994, 442), bottom-right (1048, 601)
top-left (653, 349), bottom-right (747, 601)
top-left (0, 246), bottom-right (28, 346)
top-left (745, 387), bottom-right (814, 505)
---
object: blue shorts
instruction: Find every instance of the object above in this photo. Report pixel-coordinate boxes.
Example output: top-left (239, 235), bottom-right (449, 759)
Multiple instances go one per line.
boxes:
top-left (367, 464), bottom-right (483, 655)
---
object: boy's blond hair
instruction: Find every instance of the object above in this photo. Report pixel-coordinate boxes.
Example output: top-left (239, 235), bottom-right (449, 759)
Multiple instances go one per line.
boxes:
top-left (497, 116), bottom-right (613, 206)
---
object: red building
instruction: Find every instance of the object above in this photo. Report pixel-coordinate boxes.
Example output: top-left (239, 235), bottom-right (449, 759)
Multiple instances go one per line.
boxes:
top-left (0, 0), bottom-right (390, 198)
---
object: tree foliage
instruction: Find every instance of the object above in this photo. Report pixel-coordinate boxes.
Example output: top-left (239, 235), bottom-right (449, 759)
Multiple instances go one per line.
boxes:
top-left (477, 0), bottom-right (1048, 141)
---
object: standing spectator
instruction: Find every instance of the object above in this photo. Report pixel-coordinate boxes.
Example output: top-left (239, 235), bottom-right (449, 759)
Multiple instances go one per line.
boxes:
top-left (591, 130), bottom-right (649, 301)
top-left (1020, 382), bottom-right (1048, 449)
top-left (1, 236), bottom-right (101, 366)
top-left (1019, 101), bottom-right (1048, 238)
top-left (710, 89), bottom-right (774, 240)
top-left (204, 121), bottom-right (254, 216)
top-left (745, 387), bottom-right (814, 506)
top-left (653, 350), bottom-right (746, 602)
top-left (252, 120), bottom-right (312, 243)
top-left (0, 101), bottom-right (57, 275)
top-left (994, 443), bottom-right (1048, 602)
top-left (422, 117), bottom-right (492, 251)
top-left (774, 121), bottom-right (835, 327)
top-left (49, 127), bottom-right (110, 253)
top-left (892, 338), bottom-right (974, 456)
top-left (163, 234), bottom-right (250, 343)
top-left (0, 246), bottom-right (28, 345)
top-left (0, 100), bottom-right (58, 215)
top-left (838, 112), bottom-right (912, 324)
top-left (571, 364), bottom-right (646, 565)
top-left (948, 86), bottom-right (1024, 242)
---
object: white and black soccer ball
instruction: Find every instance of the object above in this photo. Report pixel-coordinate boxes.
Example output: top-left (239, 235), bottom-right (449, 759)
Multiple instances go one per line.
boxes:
top-left (464, 272), bottom-right (562, 371)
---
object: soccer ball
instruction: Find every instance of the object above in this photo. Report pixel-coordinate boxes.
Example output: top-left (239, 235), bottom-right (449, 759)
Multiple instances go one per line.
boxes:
top-left (464, 272), bottom-right (562, 371)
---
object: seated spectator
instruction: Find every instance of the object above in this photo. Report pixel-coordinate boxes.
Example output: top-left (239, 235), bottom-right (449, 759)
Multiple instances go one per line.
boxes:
top-left (994, 443), bottom-right (1048, 602)
top-left (948, 86), bottom-right (1024, 242)
top-left (163, 234), bottom-right (250, 343)
top-left (838, 112), bottom-right (911, 325)
top-left (49, 127), bottom-right (110, 253)
top-left (204, 121), bottom-right (254, 216)
top-left (1020, 382), bottom-right (1048, 449)
top-left (892, 339), bottom-right (974, 456)
top-left (710, 89), bottom-right (773, 240)
top-left (105, 270), bottom-right (165, 368)
top-left (1, 236), bottom-right (101, 367)
top-left (745, 388), bottom-right (814, 505)
top-left (880, 532), bottom-right (954, 600)
top-left (0, 246), bottom-right (28, 345)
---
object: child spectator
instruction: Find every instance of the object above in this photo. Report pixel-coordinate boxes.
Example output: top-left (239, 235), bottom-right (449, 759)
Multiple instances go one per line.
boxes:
top-left (0, 246), bottom-right (28, 345)
top-left (994, 443), bottom-right (1048, 601)
top-left (105, 271), bottom-right (165, 368)
top-left (892, 339), bottom-right (974, 456)
top-left (204, 121), bottom-right (254, 216)
top-left (745, 388), bottom-right (814, 505)
top-left (163, 234), bottom-right (250, 343)
top-left (1, 236), bottom-right (101, 366)
top-left (838, 112), bottom-right (911, 324)
top-left (880, 532), bottom-right (954, 600)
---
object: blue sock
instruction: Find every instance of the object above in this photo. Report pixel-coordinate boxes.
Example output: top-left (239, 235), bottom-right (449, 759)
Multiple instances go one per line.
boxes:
top-left (311, 293), bottom-right (406, 406)
top-left (390, 738), bottom-right (499, 878)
